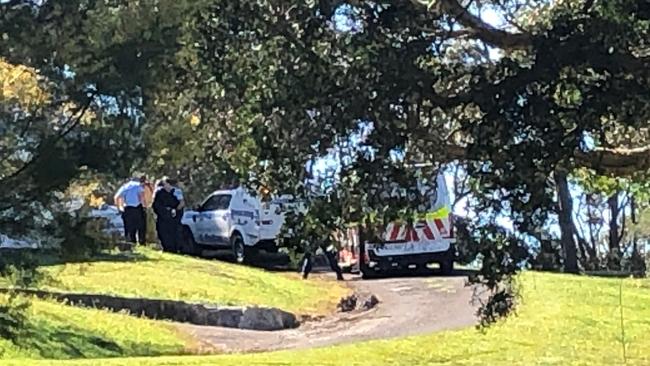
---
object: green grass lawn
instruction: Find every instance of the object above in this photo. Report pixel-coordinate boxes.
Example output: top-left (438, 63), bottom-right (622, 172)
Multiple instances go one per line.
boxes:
top-left (0, 296), bottom-right (193, 361)
top-left (33, 247), bottom-right (348, 315)
top-left (9, 272), bottom-right (650, 366)
top-left (0, 248), bottom-right (348, 361)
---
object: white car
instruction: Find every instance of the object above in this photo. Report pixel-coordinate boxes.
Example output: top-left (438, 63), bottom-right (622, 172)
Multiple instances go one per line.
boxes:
top-left (180, 187), bottom-right (301, 262)
top-left (89, 204), bottom-right (124, 238)
top-left (0, 234), bottom-right (39, 249)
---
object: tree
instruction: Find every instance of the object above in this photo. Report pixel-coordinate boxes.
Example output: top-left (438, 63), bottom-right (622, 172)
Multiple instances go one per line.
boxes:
top-left (0, 58), bottom-right (90, 236)
top-left (191, 0), bottom-right (650, 319)
top-left (2, 0), bottom-right (650, 324)
top-left (554, 169), bottom-right (580, 273)
top-left (569, 167), bottom-right (650, 272)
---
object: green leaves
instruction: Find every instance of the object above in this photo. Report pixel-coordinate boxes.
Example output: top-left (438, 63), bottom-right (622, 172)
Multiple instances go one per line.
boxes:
top-left (1, 0), bottom-right (650, 327)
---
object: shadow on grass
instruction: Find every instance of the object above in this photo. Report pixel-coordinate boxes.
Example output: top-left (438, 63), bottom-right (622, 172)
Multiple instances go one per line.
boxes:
top-left (15, 324), bottom-right (124, 359)
top-left (34, 249), bottom-right (151, 267)
top-left (199, 249), bottom-right (293, 272)
top-left (13, 316), bottom-right (185, 360)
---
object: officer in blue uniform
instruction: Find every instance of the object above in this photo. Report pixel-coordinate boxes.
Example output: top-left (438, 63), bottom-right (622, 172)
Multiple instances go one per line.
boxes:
top-left (114, 176), bottom-right (147, 245)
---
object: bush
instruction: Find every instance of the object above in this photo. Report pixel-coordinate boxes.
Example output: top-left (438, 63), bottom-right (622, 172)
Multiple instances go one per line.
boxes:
top-left (0, 249), bottom-right (41, 287)
top-left (0, 250), bottom-right (38, 343)
top-left (453, 217), bottom-right (479, 265)
top-left (54, 213), bottom-right (109, 260)
top-left (0, 293), bottom-right (29, 342)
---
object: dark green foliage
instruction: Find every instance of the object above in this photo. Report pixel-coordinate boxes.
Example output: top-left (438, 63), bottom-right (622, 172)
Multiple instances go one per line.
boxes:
top-left (0, 250), bottom-right (41, 288)
top-left (0, 250), bottom-right (40, 342)
top-left (280, 194), bottom-right (346, 256)
top-left (458, 221), bottom-right (530, 327)
top-left (53, 215), bottom-right (106, 261)
top-left (2, 0), bottom-right (650, 326)
top-left (0, 292), bottom-right (29, 342)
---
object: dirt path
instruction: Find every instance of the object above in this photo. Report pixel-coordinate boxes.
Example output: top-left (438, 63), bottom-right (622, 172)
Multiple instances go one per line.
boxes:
top-left (179, 273), bottom-right (479, 353)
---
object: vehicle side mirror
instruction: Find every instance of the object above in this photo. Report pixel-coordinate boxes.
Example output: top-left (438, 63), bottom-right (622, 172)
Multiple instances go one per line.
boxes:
top-left (194, 205), bottom-right (202, 212)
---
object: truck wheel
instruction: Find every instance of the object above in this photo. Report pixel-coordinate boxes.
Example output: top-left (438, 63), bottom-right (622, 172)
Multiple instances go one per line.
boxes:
top-left (231, 233), bottom-right (247, 264)
top-left (440, 258), bottom-right (454, 275)
top-left (360, 266), bottom-right (379, 280)
top-left (361, 271), bottom-right (379, 280)
top-left (181, 227), bottom-right (202, 257)
top-left (415, 265), bottom-right (435, 276)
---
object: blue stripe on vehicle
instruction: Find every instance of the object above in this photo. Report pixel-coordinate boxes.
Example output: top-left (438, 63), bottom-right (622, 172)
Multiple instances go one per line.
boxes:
top-left (231, 210), bottom-right (255, 219)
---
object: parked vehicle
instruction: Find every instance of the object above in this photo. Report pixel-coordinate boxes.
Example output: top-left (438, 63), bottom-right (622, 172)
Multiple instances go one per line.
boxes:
top-left (336, 171), bottom-right (456, 278)
top-left (0, 234), bottom-right (39, 249)
top-left (89, 204), bottom-right (125, 238)
top-left (180, 187), bottom-right (303, 262)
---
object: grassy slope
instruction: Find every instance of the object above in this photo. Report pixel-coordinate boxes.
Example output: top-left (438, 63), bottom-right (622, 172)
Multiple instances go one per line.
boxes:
top-left (14, 272), bottom-right (650, 366)
top-left (0, 297), bottom-right (192, 361)
top-left (0, 249), bottom-right (348, 361)
top-left (37, 248), bottom-right (348, 315)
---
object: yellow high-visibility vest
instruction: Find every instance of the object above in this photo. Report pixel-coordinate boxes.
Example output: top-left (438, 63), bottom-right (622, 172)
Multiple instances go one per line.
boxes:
top-left (345, 206), bottom-right (451, 228)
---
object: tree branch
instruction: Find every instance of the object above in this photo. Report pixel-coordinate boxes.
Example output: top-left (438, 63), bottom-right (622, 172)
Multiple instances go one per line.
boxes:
top-left (574, 146), bottom-right (650, 176)
top-left (440, 142), bottom-right (650, 177)
top-left (418, 0), bottom-right (533, 50)
top-left (0, 93), bottom-right (96, 185)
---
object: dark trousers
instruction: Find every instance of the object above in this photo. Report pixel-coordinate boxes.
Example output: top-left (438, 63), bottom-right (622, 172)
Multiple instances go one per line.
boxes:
top-left (156, 218), bottom-right (180, 253)
top-left (301, 253), bottom-right (313, 279)
top-left (122, 206), bottom-right (145, 244)
top-left (142, 209), bottom-right (147, 241)
top-left (301, 251), bottom-right (344, 280)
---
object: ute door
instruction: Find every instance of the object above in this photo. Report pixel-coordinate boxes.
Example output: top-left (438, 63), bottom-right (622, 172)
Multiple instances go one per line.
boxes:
top-left (230, 190), bottom-right (260, 243)
top-left (196, 193), bottom-right (232, 246)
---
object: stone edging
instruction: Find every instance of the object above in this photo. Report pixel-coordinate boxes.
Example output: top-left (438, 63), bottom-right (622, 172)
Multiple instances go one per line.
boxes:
top-left (0, 288), bottom-right (298, 331)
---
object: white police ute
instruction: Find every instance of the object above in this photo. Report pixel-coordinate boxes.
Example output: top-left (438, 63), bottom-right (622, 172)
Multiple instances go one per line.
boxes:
top-left (180, 187), bottom-right (301, 262)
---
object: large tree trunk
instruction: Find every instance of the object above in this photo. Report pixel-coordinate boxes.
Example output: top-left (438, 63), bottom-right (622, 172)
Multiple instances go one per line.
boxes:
top-left (587, 201), bottom-right (599, 258)
top-left (608, 192), bottom-right (622, 254)
top-left (554, 170), bottom-right (580, 274)
top-left (574, 219), bottom-right (597, 260)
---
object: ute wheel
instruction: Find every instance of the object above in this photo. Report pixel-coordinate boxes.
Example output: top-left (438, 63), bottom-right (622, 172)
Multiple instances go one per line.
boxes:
top-left (181, 227), bottom-right (202, 256)
top-left (231, 233), bottom-right (247, 264)
top-left (265, 243), bottom-right (279, 253)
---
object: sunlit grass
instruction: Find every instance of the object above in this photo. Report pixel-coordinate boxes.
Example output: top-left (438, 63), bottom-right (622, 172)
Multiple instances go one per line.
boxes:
top-left (12, 272), bottom-right (650, 366)
top-left (36, 247), bottom-right (349, 315)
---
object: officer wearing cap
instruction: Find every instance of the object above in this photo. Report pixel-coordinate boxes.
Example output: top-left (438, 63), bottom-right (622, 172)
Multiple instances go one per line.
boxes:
top-left (114, 176), bottom-right (147, 245)
top-left (152, 177), bottom-right (185, 252)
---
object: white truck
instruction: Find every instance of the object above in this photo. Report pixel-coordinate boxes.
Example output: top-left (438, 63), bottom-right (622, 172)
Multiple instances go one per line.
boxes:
top-left (180, 187), bottom-right (300, 262)
top-left (336, 172), bottom-right (456, 278)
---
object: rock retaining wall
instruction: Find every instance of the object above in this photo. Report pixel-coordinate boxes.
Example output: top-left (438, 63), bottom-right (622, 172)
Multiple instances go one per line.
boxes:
top-left (1, 288), bottom-right (298, 331)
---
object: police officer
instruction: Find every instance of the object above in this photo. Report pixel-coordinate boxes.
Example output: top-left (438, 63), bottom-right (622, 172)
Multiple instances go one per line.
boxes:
top-left (154, 178), bottom-right (185, 215)
top-left (114, 176), bottom-right (147, 245)
top-left (141, 178), bottom-right (155, 238)
top-left (301, 240), bottom-right (344, 281)
top-left (152, 177), bottom-right (184, 252)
